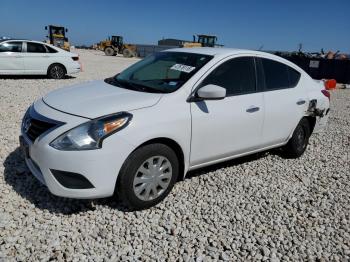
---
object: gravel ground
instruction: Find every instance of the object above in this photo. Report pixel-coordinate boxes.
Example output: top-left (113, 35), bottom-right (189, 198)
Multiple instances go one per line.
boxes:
top-left (1, 49), bottom-right (349, 261)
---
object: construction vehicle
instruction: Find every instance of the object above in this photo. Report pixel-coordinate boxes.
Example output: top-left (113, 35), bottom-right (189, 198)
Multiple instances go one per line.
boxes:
top-left (183, 34), bottom-right (218, 48)
top-left (98, 36), bottom-right (137, 57)
top-left (45, 25), bottom-right (70, 51)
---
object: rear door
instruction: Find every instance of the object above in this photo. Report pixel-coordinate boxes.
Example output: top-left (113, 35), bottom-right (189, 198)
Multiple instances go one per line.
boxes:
top-left (257, 57), bottom-right (307, 146)
top-left (23, 42), bottom-right (51, 74)
top-left (0, 41), bottom-right (25, 73)
top-left (190, 56), bottom-right (264, 167)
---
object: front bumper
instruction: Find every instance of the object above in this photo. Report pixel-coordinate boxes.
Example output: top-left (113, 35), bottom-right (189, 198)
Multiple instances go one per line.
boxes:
top-left (20, 99), bottom-right (136, 199)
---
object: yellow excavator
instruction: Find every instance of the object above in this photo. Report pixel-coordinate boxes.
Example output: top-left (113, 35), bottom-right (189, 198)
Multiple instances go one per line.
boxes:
top-left (98, 36), bottom-right (137, 57)
top-left (45, 25), bottom-right (70, 51)
top-left (183, 34), bottom-right (218, 48)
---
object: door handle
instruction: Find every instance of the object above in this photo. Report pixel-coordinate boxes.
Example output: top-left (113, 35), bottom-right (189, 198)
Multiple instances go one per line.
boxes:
top-left (14, 56), bottom-right (22, 58)
top-left (246, 106), bottom-right (260, 113)
top-left (41, 55), bottom-right (49, 58)
top-left (296, 99), bottom-right (306, 105)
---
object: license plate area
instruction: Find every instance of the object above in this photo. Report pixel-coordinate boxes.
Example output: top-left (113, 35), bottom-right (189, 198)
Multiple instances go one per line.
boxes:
top-left (19, 136), bottom-right (30, 159)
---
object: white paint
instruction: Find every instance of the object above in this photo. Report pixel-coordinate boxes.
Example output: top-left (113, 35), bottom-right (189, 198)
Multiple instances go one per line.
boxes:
top-left (21, 48), bottom-right (330, 199)
top-left (0, 40), bottom-right (80, 75)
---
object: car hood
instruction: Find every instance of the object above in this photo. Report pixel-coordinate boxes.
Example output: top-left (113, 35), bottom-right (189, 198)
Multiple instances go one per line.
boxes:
top-left (43, 80), bottom-right (162, 119)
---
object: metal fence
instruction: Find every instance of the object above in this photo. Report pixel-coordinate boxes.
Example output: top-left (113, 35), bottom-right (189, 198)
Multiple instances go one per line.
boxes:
top-left (135, 44), bottom-right (178, 58)
top-left (278, 55), bottom-right (350, 84)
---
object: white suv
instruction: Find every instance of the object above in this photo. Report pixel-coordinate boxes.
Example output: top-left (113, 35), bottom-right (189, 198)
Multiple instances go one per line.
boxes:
top-left (0, 39), bottom-right (80, 79)
top-left (20, 48), bottom-right (330, 210)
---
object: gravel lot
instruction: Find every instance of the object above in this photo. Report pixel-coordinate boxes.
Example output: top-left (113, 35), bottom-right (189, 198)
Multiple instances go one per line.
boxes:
top-left (1, 49), bottom-right (349, 261)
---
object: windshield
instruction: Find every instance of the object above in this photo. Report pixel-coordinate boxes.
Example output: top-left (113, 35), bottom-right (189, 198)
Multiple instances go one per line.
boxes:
top-left (106, 52), bottom-right (213, 93)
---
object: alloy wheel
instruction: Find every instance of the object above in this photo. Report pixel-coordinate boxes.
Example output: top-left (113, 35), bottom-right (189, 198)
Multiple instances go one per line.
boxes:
top-left (51, 65), bottom-right (64, 79)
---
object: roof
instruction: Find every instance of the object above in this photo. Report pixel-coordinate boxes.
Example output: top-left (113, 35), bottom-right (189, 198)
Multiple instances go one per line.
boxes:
top-left (166, 47), bottom-right (262, 56)
top-left (0, 39), bottom-right (50, 45)
top-left (0, 38), bottom-right (30, 42)
top-left (165, 47), bottom-right (302, 71)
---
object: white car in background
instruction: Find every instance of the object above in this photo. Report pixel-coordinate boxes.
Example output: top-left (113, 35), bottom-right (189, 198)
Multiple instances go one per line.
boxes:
top-left (0, 39), bottom-right (80, 79)
top-left (20, 48), bottom-right (330, 210)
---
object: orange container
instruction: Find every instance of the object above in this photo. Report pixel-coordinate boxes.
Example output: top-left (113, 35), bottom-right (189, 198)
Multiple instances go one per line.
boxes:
top-left (324, 79), bottom-right (337, 90)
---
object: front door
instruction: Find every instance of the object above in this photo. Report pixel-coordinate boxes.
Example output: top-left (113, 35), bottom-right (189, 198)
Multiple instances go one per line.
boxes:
top-left (0, 41), bottom-right (24, 74)
top-left (190, 56), bottom-right (264, 167)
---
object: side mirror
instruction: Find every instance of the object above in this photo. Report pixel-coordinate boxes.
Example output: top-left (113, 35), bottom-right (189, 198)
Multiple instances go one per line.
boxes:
top-left (45, 26), bottom-right (48, 30)
top-left (65, 28), bottom-right (68, 33)
top-left (196, 84), bottom-right (226, 100)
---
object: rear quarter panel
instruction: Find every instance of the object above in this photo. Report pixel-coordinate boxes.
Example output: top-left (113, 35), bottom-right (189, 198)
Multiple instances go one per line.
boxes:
top-left (305, 79), bottom-right (330, 133)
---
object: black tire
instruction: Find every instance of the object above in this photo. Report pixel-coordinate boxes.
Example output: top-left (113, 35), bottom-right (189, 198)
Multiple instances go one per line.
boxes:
top-left (283, 118), bottom-right (311, 158)
top-left (123, 49), bottom-right (132, 58)
top-left (48, 64), bottom-right (66, 79)
top-left (104, 47), bottom-right (115, 56)
top-left (117, 144), bottom-right (179, 210)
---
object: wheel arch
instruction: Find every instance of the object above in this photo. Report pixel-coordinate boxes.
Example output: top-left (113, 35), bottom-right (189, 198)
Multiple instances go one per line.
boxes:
top-left (288, 115), bottom-right (317, 142)
top-left (133, 137), bottom-right (186, 181)
top-left (47, 62), bottom-right (67, 75)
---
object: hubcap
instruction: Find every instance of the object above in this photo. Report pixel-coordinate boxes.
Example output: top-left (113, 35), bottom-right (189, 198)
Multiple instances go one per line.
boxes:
top-left (51, 66), bottom-right (64, 79)
top-left (133, 156), bottom-right (172, 201)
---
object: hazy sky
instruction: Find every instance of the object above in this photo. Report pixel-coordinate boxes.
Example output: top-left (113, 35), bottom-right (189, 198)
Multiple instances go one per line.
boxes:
top-left (1, 0), bottom-right (349, 53)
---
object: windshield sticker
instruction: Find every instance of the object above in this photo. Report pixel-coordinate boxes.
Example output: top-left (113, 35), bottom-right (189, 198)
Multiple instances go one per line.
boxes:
top-left (170, 64), bottom-right (196, 73)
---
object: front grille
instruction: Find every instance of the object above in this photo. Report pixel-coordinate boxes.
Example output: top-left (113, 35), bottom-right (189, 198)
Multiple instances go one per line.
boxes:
top-left (25, 118), bottom-right (57, 142)
top-left (22, 105), bottom-right (63, 142)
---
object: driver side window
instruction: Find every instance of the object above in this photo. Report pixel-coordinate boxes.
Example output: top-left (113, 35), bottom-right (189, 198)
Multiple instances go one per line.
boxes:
top-left (201, 57), bottom-right (257, 96)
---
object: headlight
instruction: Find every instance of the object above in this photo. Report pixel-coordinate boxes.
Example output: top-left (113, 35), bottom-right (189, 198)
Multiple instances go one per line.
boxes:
top-left (50, 112), bottom-right (132, 151)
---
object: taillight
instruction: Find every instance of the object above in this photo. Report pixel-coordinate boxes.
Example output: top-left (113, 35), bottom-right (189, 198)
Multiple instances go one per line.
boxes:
top-left (321, 89), bottom-right (330, 101)
top-left (72, 56), bottom-right (79, 61)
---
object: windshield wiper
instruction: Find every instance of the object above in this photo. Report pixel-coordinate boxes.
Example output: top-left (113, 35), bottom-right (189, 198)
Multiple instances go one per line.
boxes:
top-left (105, 77), bottom-right (140, 91)
top-left (106, 76), bottom-right (166, 93)
top-left (127, 81), bottom-right (166, 93)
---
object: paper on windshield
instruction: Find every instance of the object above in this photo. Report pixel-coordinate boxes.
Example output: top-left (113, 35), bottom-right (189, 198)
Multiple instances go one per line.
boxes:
top-left (170, 64), bottom-right (196, 73)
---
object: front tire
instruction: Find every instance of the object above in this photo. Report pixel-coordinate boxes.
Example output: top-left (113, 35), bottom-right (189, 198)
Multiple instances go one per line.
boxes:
top-left (48, 64), bottom-right (66, 79)
top-left (117, 144), bottom-right (179, 210)
top-left (283, 118), bottom-right (311, 158)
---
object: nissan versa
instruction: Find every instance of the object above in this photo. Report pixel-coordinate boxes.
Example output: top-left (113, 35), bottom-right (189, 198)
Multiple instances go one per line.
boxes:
top-left (20, 48), bottom-right (330, 210)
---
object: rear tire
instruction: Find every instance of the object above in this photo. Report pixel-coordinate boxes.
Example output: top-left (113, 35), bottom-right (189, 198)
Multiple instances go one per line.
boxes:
top-left (104, 47), bottom-right (115, 56)
top-left (48, 64), bottom-right (66, 79)
top-left (116, 144), bottom-right (179, 210)
top-left (283, 118), bottom-right (311, 158)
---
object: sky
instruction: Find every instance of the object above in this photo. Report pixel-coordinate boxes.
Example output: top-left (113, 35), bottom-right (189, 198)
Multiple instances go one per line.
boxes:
top-left (1, 0), bottom-right (349, 53)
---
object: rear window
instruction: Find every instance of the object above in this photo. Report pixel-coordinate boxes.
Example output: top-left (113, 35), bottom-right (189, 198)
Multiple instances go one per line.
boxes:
top-left (46, 45), bottom-right (58, 53)
top-left (0, 42), bottom-right (22, 52)
top-left (27, 42), bottom-right (47, 53)
top-left (261, 58), bottom-right (301, 90)
top-left (287, 67), bottom-right (301, 87)
top-left (261, 58), bottom-right (289, 90)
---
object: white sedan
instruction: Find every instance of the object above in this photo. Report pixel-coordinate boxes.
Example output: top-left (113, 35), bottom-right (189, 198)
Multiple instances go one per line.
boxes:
top-left (20, 48), bottom-right (330, 210)
top-left (0, 39), bottom-right (80, 79)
